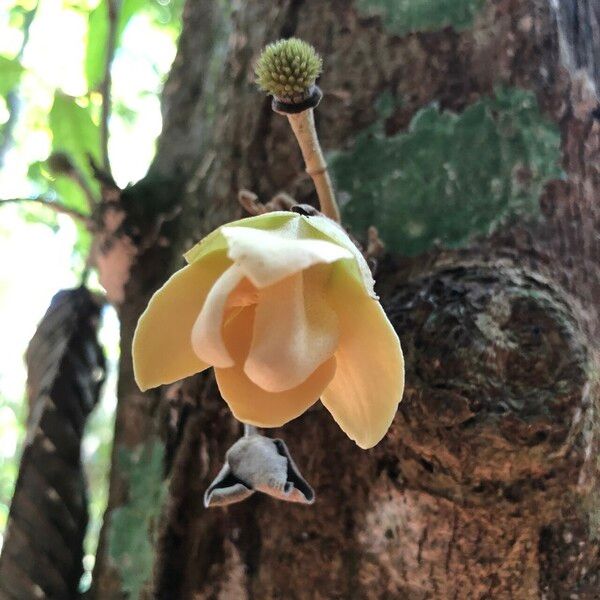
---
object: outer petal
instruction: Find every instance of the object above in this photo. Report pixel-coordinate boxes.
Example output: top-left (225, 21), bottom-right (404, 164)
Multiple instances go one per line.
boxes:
top-left (184, 212), bottom-right (297, 265)
top-left (221, 223), bottom-right (352, 288)
top-left (303, 215), bottom-right (376, 298)
top-left (244, 267), bottom-right (338, 392)
top-left (215, 308), bottom-right (336, 427)
top-left (183, 211), bottom-right (374, 297)
top-left (321, 271), bottom-right (404, 449)
top-left (132, 252), bottom-right (230, 391)
top-left (191, 264), bottom-right (245, 368)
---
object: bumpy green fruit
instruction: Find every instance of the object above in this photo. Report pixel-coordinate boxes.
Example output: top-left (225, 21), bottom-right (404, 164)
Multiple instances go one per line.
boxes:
top-left (255, 38), bottom-right (323, 100)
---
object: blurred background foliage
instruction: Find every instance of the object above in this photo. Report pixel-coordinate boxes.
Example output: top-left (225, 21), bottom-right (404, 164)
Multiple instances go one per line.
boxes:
top-left (0, 0), bottom-right (183, 589)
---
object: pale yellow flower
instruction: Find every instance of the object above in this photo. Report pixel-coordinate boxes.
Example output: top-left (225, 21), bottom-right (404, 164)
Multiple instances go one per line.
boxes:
top-left (132, 212), bottom-right (404, 449)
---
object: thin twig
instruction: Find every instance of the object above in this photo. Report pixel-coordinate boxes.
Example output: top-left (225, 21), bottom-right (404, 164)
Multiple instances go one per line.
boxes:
top-left (238, 189), bottom-right (267, 215)
top-left (0, 197), bottom-right (93, 227)
top-left (100, 0), bottom-right (120, 175)
top-left (244, 424), bottom-right (258, 437)
top-left (287, 108), bottom-right (340, 223)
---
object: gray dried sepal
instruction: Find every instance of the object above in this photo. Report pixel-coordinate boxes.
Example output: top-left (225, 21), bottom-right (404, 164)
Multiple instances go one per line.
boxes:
top-left (204, 435), bottom-right (315, 507)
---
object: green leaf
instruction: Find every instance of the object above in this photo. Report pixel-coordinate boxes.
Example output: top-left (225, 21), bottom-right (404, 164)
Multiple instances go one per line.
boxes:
top-left (50, 93), bottom-right (101, 164)
top-left (85, 0), bottom-right (146, 91)
top-left (47, 93), bottom-right (100, 211)
top-left (53, 177), bottom-right (89, 215)
top-left (0, 56), bottom-right (24, 96)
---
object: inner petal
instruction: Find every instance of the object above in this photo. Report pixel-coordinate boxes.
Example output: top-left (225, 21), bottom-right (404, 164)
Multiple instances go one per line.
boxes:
top-left (243, 264), bottom-right (339, 393)
top-left (227, 277), bottom-right (258, 309)
top-left (216, 307), bottom-right (336, 428)
top-left (221, 223), bottom-right (353, 289)
top-left (191, 264), bottom-right (246, 368)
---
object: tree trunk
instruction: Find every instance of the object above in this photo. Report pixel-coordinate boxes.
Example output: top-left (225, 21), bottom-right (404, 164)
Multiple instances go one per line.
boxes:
top-left (91, 1), bottom-right (600, 598)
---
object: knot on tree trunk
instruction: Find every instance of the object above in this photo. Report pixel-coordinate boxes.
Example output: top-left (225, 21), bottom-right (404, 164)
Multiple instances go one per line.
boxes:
top-left (352, 261), bottom-right (599, 598)
top-left (388, 263), bottom-right (590, 517)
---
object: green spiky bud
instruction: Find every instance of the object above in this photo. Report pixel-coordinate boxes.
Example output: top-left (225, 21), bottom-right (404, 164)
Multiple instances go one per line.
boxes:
top-left (255, 38), bottom-right (323, 102)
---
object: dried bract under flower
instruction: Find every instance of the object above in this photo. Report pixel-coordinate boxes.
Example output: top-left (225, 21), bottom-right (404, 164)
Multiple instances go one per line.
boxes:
top-left (204, 434), bottom-right (314, 507)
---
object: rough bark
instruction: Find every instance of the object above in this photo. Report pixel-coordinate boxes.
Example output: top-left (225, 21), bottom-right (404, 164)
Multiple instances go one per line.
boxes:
top-left (92, 0), bottom-right (600, 598)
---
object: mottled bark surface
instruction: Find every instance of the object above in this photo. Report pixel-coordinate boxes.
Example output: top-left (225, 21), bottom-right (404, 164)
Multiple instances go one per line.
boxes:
top-left (92, 1), bottom-right (600, 598)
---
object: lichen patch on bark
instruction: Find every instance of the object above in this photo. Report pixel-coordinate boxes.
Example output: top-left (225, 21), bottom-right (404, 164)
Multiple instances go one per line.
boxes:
top-left (329, 87), bottom-right (562, 256)
top-left (355, 0), bottom-right (487, 36)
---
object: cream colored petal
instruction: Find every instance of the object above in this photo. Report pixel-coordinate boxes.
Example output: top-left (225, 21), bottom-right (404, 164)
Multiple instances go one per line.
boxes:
top-left (221, 223), bottom-right (353, 288)
top-left (184, 211), bottom-right (297, 265)
top-left (183, 211), bottom-right (374, 297)
top-left (227, 277), bottom-right (258, 308)
top-left (132, 252), bottom-right (230, 391)
top-left (191, 264), bottom-right (245, 368)
top-left (215, 308), bottom-right (336, 427)
top-left (321, 271), bottom-right (404, 449)
top-left (244, 266), bottom-right (338, 392)
top-left (303, 215), bottom-right (376, 298)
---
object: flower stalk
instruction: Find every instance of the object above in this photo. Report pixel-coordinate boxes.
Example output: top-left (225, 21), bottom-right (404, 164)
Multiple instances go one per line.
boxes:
top-left (286, 109), bottom-right (340, 222)
top-left (244, 423), bottom-right (258, 437)
top-left (255, 39), bottom-right (341, 223)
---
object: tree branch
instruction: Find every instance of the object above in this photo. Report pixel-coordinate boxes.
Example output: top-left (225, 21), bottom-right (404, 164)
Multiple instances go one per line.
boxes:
top-left (100, 0), bottom-right (120, 175)
top-left (0, 197), bottom-right (93, 227)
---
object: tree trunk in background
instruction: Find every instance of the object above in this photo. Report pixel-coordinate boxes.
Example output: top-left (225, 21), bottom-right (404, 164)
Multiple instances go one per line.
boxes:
top-left (91, 1), bottom-right (600, 598)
